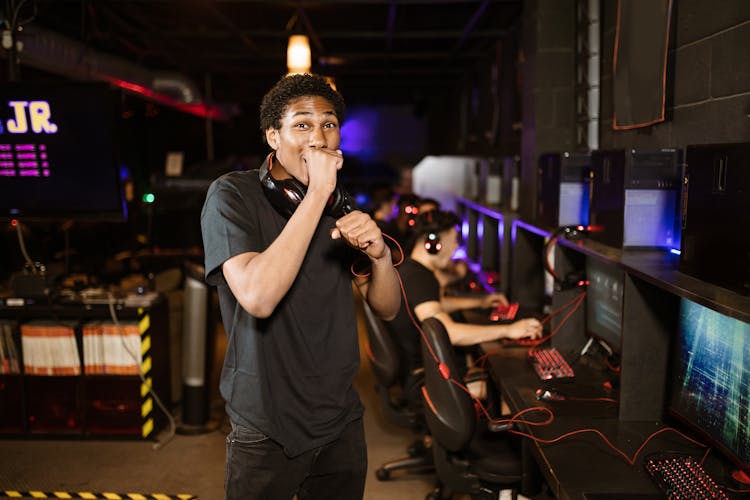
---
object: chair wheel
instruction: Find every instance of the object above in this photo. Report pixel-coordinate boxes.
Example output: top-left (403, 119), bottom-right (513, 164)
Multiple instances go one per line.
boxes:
top-left (375, 468), bottom-right (390, 481)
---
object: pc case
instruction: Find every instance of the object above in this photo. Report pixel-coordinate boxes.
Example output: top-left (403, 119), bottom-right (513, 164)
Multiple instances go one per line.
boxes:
top-left (679, 143), bottom-right (750, 295)
top-left (536, 152), bottom-right (591, 229)
top-left (588, 148), bottom-right (682, 248)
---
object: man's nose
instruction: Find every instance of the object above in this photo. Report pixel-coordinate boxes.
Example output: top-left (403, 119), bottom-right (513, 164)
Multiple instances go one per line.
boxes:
top-left (308, 127), bottom-right (326, 148)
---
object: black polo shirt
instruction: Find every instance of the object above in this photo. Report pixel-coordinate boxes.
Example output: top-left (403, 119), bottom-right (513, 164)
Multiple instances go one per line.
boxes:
top-left (200, 163), bottom-right (362, 457)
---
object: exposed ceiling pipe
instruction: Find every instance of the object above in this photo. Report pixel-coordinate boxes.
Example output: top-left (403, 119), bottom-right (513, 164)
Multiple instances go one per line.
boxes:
top-left (7, 24), bottom-right (229, 120)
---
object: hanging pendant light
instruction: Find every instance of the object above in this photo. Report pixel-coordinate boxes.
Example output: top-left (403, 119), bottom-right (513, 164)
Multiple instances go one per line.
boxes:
top-left (287, 34), bottom-right (311, 74)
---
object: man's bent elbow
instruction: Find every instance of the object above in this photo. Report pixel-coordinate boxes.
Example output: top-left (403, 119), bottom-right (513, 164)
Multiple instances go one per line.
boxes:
top-left (238, 293), bottom-right (276, 319)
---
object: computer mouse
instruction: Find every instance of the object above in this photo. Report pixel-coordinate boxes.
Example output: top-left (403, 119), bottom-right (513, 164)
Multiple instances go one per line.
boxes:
top-left (535, 388), bottom-right (566, 401)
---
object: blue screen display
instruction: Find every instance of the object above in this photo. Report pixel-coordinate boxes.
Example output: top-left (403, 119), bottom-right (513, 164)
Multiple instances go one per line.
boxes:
top-left (585, 258), bottom-right (624, 352)
top-left (670, 298), bottom-right (750, 471)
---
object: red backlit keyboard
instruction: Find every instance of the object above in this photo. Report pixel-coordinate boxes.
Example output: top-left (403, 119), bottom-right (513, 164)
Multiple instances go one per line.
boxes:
top-left (528, 347), bottom-right (575, 382)
top-left (644, 453), bottom-right (728, 499)
top-left (489, 302), bottom-right (519, 321)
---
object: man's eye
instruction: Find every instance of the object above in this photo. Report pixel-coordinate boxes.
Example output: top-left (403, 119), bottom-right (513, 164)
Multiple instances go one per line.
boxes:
top-left (295, 123), bottom-right (309, 129)
top-left (324, 122), bottom-right (338, 129)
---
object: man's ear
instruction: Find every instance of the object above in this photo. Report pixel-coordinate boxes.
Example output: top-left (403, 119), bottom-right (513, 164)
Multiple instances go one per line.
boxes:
top-left (265, 128), bottom-right (279, 150)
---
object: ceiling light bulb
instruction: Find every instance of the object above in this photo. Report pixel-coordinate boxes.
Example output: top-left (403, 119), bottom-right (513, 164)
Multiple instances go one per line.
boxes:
top-left (287, 34), bottom-right (311, 74)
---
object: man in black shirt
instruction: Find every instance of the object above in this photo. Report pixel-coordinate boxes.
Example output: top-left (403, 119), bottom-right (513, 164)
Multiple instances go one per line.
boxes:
top-left (201, 74), bottom-right (400, 500)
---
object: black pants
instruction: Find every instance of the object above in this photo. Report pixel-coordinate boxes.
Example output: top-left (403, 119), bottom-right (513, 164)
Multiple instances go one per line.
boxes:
top-left (224, 417), bottom-right (367, 500)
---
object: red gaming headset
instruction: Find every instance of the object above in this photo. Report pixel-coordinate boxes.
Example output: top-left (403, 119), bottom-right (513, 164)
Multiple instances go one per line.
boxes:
top-left (415, 210), bottom-right (459, 255)
top-left (424, 230), bottom-right (442, 254)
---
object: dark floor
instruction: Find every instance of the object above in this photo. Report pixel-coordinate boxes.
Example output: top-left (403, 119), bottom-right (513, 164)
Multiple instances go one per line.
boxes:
top-left (0, 299), bottom-right (439, 500)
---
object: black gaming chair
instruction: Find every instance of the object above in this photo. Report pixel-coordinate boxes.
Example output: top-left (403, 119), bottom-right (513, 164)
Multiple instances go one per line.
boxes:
top-left (419, 316), bottom-right (532, 500)
top-left (361, 300), bottom-right (434, 480)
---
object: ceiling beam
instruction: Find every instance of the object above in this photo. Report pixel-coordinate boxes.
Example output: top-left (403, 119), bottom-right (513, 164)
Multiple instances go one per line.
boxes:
top-left (156, 28), bottom-right (510, 39)
top-left (106, 0), bottom-right (517, 4)
top-left (204, 2), bottom-right (261, 55)
top-left (177, 50), bottom-right (489, 61)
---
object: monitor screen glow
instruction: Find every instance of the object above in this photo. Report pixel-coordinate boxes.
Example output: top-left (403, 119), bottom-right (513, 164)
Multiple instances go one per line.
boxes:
top-left (0, 81), bottom-right (125, 222)
top-left (585, 258), bottom-right (624, 353)
top-left (669, 298), bottom-right (750, 473)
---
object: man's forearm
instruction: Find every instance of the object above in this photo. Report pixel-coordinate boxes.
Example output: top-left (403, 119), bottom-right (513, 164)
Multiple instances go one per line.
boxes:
top-left (364, 253), bottom-right (401, 320)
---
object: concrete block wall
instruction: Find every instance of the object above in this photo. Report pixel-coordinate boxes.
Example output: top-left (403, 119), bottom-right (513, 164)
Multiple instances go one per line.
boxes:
top-left (519, 0), bottom-right (750, 219)
top-left (597, 0), bottom-right (750, 149)
top-left (520, 0), bottom-right (576, 221)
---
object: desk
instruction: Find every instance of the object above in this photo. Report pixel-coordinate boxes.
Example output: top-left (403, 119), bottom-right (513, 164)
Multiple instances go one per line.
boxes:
top-left (481, 342), bottom-right (739, 500)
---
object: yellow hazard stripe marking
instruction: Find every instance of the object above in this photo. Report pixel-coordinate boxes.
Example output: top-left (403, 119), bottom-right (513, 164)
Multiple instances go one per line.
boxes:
top-left (2, 493), bottom-right (197, 499)
top-left (140, 377), bottom-right (152, 398)
top-left (141, 356), bottom-right (152, 376)
top-left (140, 335), bottom-right (151, 356)
top-left (141, 397), bottom-right (153, 418)
top-left (142, 417), bottom-right (154, 438)
top-left (138, 314), bottom-right (150, 335)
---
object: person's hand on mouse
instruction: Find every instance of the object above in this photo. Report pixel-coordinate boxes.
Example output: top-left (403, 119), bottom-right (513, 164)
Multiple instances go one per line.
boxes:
top-left (503, 318), bottom-right (542, 340)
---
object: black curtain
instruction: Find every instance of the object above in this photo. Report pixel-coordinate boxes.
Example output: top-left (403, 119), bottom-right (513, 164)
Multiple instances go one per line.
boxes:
top-left (612, 0), bottom-right (673, 129)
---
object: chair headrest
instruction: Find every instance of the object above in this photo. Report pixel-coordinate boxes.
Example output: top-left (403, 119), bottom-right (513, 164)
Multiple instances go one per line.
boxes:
top-left (420, 317), bottom-right (476, 451)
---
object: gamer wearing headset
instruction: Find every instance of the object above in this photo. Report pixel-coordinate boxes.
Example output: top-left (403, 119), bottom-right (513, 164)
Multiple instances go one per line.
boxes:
top-left (200, 74), bottom-right (400, 500)
top-left (410, 196), bottom-right (471, 290)
top-left (386, 209), bottom-right (542, 392)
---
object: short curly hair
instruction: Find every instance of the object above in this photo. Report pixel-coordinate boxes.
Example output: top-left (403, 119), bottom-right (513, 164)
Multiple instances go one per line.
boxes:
top-left (259, 74), bottom-right (346, 133)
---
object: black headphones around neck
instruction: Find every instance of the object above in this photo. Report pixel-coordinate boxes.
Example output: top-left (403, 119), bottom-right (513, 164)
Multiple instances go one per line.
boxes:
top-left (259, 153), bottom-right (355, 219)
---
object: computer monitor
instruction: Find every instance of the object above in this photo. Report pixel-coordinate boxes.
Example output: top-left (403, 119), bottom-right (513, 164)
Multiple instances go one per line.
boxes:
top-left (480, 216), bottom-right (499, 273)
top-left (462, 209), bottom-right (480, 264)
top-left (0, 81), bottom-right (126, 222)
top-left (584, 257), bottom-right (624, 353)
top-left (668, 297), bottom-right (750, 475)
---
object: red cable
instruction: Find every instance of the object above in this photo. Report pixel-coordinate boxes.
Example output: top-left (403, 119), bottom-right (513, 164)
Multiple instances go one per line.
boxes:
top-left (476, 290), bottom-right (587, 364)
top-left (510, 420), bottom-right (712, 467)
top-left (350, 231), bottom-right (405, 278)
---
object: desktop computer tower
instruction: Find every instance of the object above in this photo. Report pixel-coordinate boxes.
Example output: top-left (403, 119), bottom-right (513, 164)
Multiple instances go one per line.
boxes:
top-left (679, 142), bottom-right (750, 295)
top-left (536, 152), bottom-right (591, 229)
top-left (588, 148), bottom-right (682, 248)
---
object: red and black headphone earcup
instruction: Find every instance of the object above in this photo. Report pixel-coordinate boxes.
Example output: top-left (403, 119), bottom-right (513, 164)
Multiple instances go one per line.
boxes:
top-left (260, 153), bottom-right (355, 219)
top-left (326, 185), bottom-right (356, 219)
top-left (260, 161), bottom-right (307, 218)
top-left (425, 232), bottom-right (441, 254)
